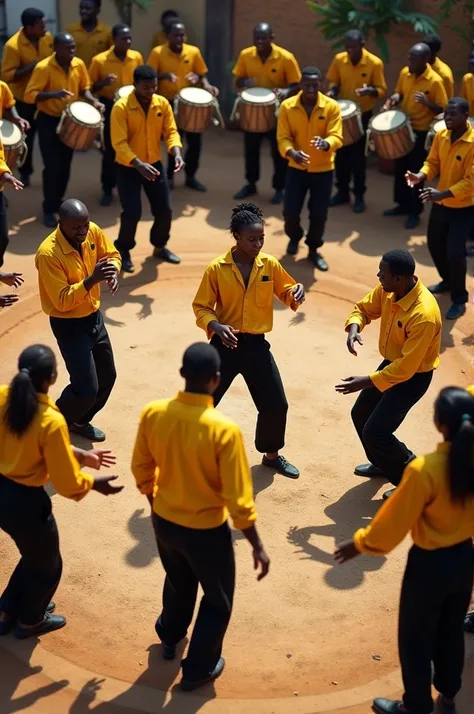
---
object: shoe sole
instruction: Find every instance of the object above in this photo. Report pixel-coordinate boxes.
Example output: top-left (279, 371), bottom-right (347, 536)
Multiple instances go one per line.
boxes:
top-left (180, 662), bottom-right (225, 692)
top-left (16, 618), bottom-right (66, 640)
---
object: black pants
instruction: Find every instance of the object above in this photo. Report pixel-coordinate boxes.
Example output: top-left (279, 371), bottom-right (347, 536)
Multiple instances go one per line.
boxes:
top-left (50, 310), bottom-right (116, 427)
top-left (0, 475), bottom-right (62, 625)
top-left (37, 111), bottom-right (74, 214)
top-left (283, 168), bottom-right (334, 251)
top-left (0, 193), bottom-right (9, 268)
top-left (167, 129), bottom-right (201, 181)
top-left (115, 161), bottom-right (172, 253)
top-left (16, 99), bottom-right (37, 178)
top-left (153, 514), bottom-right (235, 681)
top-left (394, 130), bottom-right (427, 217)
top-left (351, 360), bottom-right (433, 486)
top-left (244, 128), bottom-right (286, 190)
top-left (427, 203), bottom-right (474, 304)
top-left (211, 333), bottom-right (288, 453)
top-left (399, 540), bottom-right (473, 714)
top-left (100, 98), bottom-right (116, 194)
top-left (335, 111), bottom-right (371, 199)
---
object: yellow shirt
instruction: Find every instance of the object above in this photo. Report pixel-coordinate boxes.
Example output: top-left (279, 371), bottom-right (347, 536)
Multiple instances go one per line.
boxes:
top-left (277, 91), bottom-right (343, 172)
top-left (354, 443), bottom-right (474, 553)
top-left (0, 137), bottom-right (10, 187)
top-left (461, 73), bottom-right (474, 117)
top-left (233, 43), bottom-right (301, 90)
top-left (131, 391), bottom-right (257, 530)
top-left (193, 248), bottom-right (299, 338)
top-left (0, 385), bottom-right (93, 500)
top-left (66, 20), bottom-right (112, 68)
top-left (345, 278), bottom-right (441, 392)
top-left (35, 222), bottom-right (121, 319)
top-left (420, 123), bottom-right (474, 208)
top-left (89, 47), bottom-right (144, 100)
top-left (431, 57), bottom-right (454, 99)
top-left (146, 43), bottom-right (208, 100)
top-left (151, 29), bottom-right (167, 49)
top-left (24, 54), bottom-right (90, 117)
top-left (1, 28), bottom-right (53, 101)
top-left (111, 90), bottom-right (182, 166)
top-left (395, 65), bottom-right (448, 131)
top-left (326, 48), bottom-right (387, 113)
top-left (0, 80), bottom-right (15, 116)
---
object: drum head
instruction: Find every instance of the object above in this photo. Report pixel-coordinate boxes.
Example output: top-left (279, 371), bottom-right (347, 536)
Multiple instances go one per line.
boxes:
top-left (371, 110), bottom-right (407, 131)
top-left (69, 101), bottom-right (101, 124)
top-left (117, 85), bottom-right (134, 99)
top-left (433, 119), bottom-right (446, 133)
top-left (338, 99), bottom-right (357, 117)
top-left (179, 87), bottom-right (213, 104)
top-left (240, 87), bottom-right (276, 104)
top-left (0, 119), bottom-right (22, 146)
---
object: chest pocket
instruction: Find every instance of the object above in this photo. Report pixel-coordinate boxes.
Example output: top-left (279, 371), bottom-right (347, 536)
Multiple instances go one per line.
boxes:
top-left (256, 280), bottom-right (274, 307)
top-left (392, 319), bottom-right (407, 349)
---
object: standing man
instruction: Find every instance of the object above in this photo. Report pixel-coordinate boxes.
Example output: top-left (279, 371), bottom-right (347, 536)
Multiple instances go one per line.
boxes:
top-left (423, 33), bottom-right (454, 100)
top-left (460, 51), bottom-right (474, 116)
top-left (383, 43), bottom-right (448, 230)
top-left (406, 97), bottom-right (474, 321)
top-left (131, 342), bottom-right (269, 690)
top-left (111, 65), bottom-right (184, 274)
top-left (24, 32), bottom-right (104, 228)
top-left (277, 67), bottom-right (343, 271)
top-left (147, 22), bottom-right (218, 192)
top-left (326, 30), bottom-right (387, 213)
top-left (0, 138), bottom-right (25, 267)
top-left (151, 8), bottom-right (180, 50)
top-left (35, 199), bottom-right (121, 442)
top-left (232, 23), bottom-right (301, 204)
top-left (1, 8), bottom-right (53, 185)
top-left (336, 249), bottom-right (441, 500)
top-left (66, 0), bottom-right (112, 68)
top-left (89, 24), bottom-right (143, 207)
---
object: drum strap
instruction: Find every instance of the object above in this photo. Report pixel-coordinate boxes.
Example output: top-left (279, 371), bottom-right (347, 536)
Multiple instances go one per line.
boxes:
top-left (230, 96), bottom-right (241, 122)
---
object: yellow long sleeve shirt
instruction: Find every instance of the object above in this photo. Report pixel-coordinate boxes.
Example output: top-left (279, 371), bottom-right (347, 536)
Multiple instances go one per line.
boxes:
top-left (35, 223), bottom-right (121, 318)
top-left (146, 43), bottom-right (208, 101)
top-left (326, 48), bottom-right (387, 113)
top-left (1, 29), bottom-right (53, 101)
top-left (193, 248), bottom-right (300, 339)
top-left (354, 443), bottom-right (474, 553)
top-left (419, 123), bottom-right (474, 208)
top-left (345, 278), bottom-right (441, 392)
top-left (131, 391), bottom-right (257, 530)
top-left (0, 385), bottom-right (93, 500)
top-left (394, 65), bottom-right (448, 131)
top-left (24, 54), bottom-right (90, 117)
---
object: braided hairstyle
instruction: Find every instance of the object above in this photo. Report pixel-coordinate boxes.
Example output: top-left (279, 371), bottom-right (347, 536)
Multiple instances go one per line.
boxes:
top-left (229, 202), bottom-right (265, 239)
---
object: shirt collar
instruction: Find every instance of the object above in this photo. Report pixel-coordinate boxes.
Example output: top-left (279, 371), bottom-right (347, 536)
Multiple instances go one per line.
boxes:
top-left (78, 20), bottom-right (108, 34)
top-left (37, 392), bottom-right (60, 411)
top-left (408, 65), bottom-right (432, 81)
top-left (128, 90), bottom-right (162, 111)
top-left (54, 226), bottom-right (84, 255)
top-left (393, 277), bottom-right (423, 312)
top-left (295, 90), bottom-right (325, 111)
top-left (51, 54), bottom-right (79, 71)
top-left (252, 43), bottom-right (278, 61)
top-left (176, 390), bottom-right (214, 408)
top-left (218, 247), bottom-right (264, 268)
top-left (343, 48), bottom-right (367, 66)
top-left (436, 442), bottom-right (450, 453)
top-left (445, 122), bottom-right (474, 143)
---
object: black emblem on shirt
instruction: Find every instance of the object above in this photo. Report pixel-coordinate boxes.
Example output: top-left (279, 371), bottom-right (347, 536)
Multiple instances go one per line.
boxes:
top-left (361, 73), bottom-right (367, 77)
top-left (184, 59), bottom-right (190, 63)
top-left (271, 68), bottom-right (277, 72)
top-left (157, 111), bottom-right (162, 116)
top-left (397, 320), bottom-right (402, 328)
top-left (90, 244), bottom-right (95, 251)
top-left (456, 155), bottom-right (462, 161)
top-left (319, 115), bottom-right (325, 119)
top-left (425, 90), bottom-right (430, 94)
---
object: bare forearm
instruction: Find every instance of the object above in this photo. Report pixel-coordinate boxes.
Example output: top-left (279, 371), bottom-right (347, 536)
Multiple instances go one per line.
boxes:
top-left (240, 524), bottom-right (263, 549)
top-left (81, 89), bottom-right (97, 104)
top-left (14, 62), bottom-right (37, 80)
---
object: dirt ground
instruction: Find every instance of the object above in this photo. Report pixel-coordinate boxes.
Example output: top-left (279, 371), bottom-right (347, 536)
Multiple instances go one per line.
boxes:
top-left (0, 129), bottom-right (473, 714)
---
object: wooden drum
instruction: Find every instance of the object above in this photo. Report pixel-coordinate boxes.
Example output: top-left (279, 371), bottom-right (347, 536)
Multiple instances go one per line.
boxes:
top-left (232, 87), bottom-right (278, 133)
top-left (175, 87), bottom-right (223, 133)
top-left (114, 85), bottom-right (134, 102)
top-left (367, 110), bottom-right (415, 160)
top-left (57, 101), bottom-right (103, 151)
top-left (0, 119), bottom-right (27, 171)
top-left (337, 100), bottom-right (363, 146)
top-left (425, 116), bottom-right (474, 151)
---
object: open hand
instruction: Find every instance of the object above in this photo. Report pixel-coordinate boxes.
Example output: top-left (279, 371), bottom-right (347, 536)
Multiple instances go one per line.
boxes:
top-left (173, 154), bottom-right (185, 173)
top-left (405, 170), bottom-right (424, 188)
top-left (56, 89), bottom-right (74, 99)
top-left (106, 274), bottom-right (119, 295)
top-left (2, 173), bottom-right (24, 190)
top-left (346, 330), bottom-right (363, 356)
top-left (0, 294), bottom-right (19, 308)
top-left (83, 449), bottom-right (117, 470)
top-left (16, 117), bottom-right (31, 133)
top-left (289, 149), bottom-right (310, 165)
top-left (92, 474), bottom-right (124, 496)
top-left (414, 91), bottom-right (428, 107)
top-left (186, 72), bottom-right (200, 85)
top-left (253, 546), bottom-right (270, 581)
top-left (103, 73), bottom-right (118, 86)
top-left (215, 323), bottom-right (239, 349)
top-left (136, 161), bottom-right (160, 181)
top-left (335, 376), bottom-right (371, 394)
top-left (334, 539), bottom-right (360, 564)
top-left (0, 272), bottom-right (24, 288)
top-left (420, 187), bottom-right (443, 203)
top-left (292, 283), bottom-right (305, 303)
top-left (311, 136), bottom-right (330, 152)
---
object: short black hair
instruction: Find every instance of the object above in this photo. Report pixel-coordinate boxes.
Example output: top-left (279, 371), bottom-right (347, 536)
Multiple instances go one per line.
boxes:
top-left (229, 202), bottom-right (264, 237)
top-left (134, 65), bottom-right (157, 83)
top-left (344, 30), bottom-right (364, 44)
top-left (84, 0), bottom-right (102, 8)
top-left (112, 23), bottom-right (130, 38)
top-left (447, 96), bottom-right (469, 114)
top-left (21, 8), bottom-right (45, 28)
top-left (54, 32), bottom-right (75, 46)
top-left (302, 66), bottom-right (321, 79)
top-left (382, 249), bottom-right (416, 277)
top-left (181, 343), bottom-right (221, 382)
top-left (423, 33), bottom-right (442, 54)
top-left (161, 9), bottom-right (179, 24)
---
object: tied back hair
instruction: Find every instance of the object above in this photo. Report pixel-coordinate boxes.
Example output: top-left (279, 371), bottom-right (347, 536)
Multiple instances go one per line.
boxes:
top-left (4, 345), bottom-right (55, 437)
top-left (435, 387), bottom-right (474, 504)
top-left (229, 202), bottom-right (264, 238)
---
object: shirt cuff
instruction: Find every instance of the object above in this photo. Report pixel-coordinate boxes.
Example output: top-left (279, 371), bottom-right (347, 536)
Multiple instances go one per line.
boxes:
top-left (232, 512), bottom-right (258, 531)
top-left (369, 370), bottom-right (391, 392)
top-left (344, 317), bottom-right (364, 331)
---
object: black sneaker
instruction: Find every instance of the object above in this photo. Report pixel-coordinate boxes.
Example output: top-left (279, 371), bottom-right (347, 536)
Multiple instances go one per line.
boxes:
top-left (153, 247), bottom-right (181, 264)
top-left (446, 303), bottom-right (466, 320)
top-left (180, 657), bottom-right (226, 692)
top-left (100, 192), bottom-right (113, 207)
top-left (286, 240), bottom-right (299, 256)
top-left (404, 215), bottom-right (420, 230)
top-left (233, 184), bottom-right (256, 200)
top-left (43, 213), bottom-right (57, 228)
top-left (262, 454), bottom-right (300, 479)
top-left (270, 189), bottom-right (284, 205)
top-left (464, 611), bottom-right (474, 633)
top-left (185, 177), bottom-right (207, 192)
top-left (329, 192), bottom-right (350, 207)
top-left (383, 205), bottom-right (407, 217)
top-left (69, 423), bottom-right (106, 442)
top-left (308, 251), bottom-right (328, 271)
top-left (15, 612), bottom-right (66, 640)
top-left (353, 198), bottom-right (366, 213)
top-left (428, 281), bottom-right (450, 295)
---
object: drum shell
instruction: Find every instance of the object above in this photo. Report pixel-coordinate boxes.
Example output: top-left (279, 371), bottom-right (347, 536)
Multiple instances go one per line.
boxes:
top-left (341, 110), bottom-right (363, 146)
top-left (177, 99), bottom-right (213, 133)
top-left (3, 142), bottom-right (26, 172)
top-left (239, 100), bottom-right (276, 133)
top-left (58, 105), bottom-right (103, 151)
top-left (368, 114), bottom-right (415, 160)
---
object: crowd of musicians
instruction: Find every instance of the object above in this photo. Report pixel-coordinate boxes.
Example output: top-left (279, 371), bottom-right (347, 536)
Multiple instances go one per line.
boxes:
top-left (0, 3), bottom-right (473, 713)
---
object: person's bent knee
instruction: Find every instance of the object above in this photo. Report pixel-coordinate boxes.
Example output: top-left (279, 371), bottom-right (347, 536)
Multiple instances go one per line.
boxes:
top-left (362, 422), bottom-right (389, 448)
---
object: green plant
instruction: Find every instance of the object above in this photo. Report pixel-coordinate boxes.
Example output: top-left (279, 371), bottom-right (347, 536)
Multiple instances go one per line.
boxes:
top-left (307, 0), bottom-right (438, 62)
top-left (438, 0), bottom-right (474, 45)
top-left (114, 0), bottom-right (154, 24)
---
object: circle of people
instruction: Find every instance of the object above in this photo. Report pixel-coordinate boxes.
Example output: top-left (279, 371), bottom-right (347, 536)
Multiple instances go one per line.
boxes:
top-left (0, 4), bottom-right (473, 714)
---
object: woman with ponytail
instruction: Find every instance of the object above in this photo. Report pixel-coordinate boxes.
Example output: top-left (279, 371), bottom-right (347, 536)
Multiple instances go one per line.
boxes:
top-left (335, 386), bottom-right (474, 714)
top-left (0, 344), bottom-right (123, 639)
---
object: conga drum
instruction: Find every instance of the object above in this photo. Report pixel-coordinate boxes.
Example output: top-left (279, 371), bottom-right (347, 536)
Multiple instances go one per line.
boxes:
top-left (175, 87), bottom-right (223, 132)
top-left (337, 100), bottom-right (363, 146)
top-left (57, 101), bottom-right (103, 151)
top-left (367, 110), bottom-right (415, 160)
top-left (0, 119), bottom-right (27, 172)
top-left (231, 87), bottom-right (278, 133)
top-left (114, 85), bottom-right (134, 102)
top-left (425, 116), bottom-right (474, 151)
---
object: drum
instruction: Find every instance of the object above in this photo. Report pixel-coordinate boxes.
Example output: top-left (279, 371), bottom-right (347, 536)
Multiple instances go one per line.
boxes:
top-left (425, 116), bottom-right (474, 151)
top-left (0, 119), bottom-right (27, 172)
top-left (114, 85), bottom-right (134, 102)
top-left (232, 87), bottom-right (278, 133)
top-left (175, 87), bottom-right (223, 133)
top-left (57, 101), bottom-right (103, 151)
top-left (367, 110), bottom-right (415, 160)
top-left (337, 99), bottom-right (363, 146)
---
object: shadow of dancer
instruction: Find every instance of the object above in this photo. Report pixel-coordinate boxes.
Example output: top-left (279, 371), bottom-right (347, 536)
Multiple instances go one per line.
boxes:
top-left (232, 464), bottom-right (275, 543)
top-left (100, 257), bottom-right (159, 328)
top-left (125, 508), bottom-right (159, 568)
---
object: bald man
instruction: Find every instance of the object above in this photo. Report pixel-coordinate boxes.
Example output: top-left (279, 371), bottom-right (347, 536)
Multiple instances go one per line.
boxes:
top-left (233, 23), bottom-right (301, 204)
top-left (35, 200), bottom-right (122, 442)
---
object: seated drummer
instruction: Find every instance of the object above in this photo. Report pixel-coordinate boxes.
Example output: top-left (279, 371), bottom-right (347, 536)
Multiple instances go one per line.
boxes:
top-left (423, 33), bottom-right (454, 99)
top-left (89, 24), bottom-right (143, 207)
top-left (147, 21), bottom-right (218, 192)
top-left (24, 32), bottom-right (104, 228)
top-left (232, 23), bottom-right (301, 205)
top-left (383, 43), bottom-right (447, 231)
top-left (326, 30), bottom-right (387, 214)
